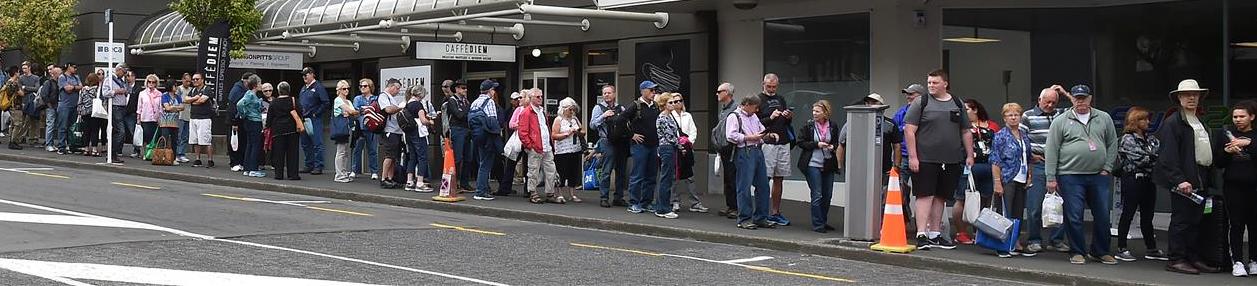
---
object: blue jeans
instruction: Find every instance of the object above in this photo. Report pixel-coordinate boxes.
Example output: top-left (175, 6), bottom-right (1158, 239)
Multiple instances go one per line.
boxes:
top-left (300, 116), bottom-right (325, 171)
top-left (597, 138), bottom-right (628, 201)
top-left (1025, 163), bottom-right (1066, 244)
top-left (405, 134), bottom-right (429, 181)
top-left (803, 166), bottom-right (836, 231)
top-left (352, 132), bottom-right (379, 175)
top-left (44, 110), bottom-right (56, 148)
top-left (110, 106), bottom-right (129, 156)
top-left (735, 147), bottom-right (771, 224)
top-left (241, 121), bottom-right (262, 172)
top-left (629, 143), bottom-right (659, 207)
top-left (176, 120), bottom-right (189, 157)
top-left (450, 126), bottom-right (472, 187)
top-left (474, 133), bottom-right (499, 196)
top-left (54, 104), bottom-right (76, 150)
top-left (655, 145), bottom-right (678, 214)
top-left (1057, 174), bottom-right (1113, 256)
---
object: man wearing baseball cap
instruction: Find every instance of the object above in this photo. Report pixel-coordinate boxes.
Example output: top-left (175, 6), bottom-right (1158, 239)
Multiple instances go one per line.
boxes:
top-left (298, 67), bottom-right (329, 175)
top-left (837, 94), bottom-right (900, 179)
top-left (471, 79), bottom-right (502, 200)
top-left (1044, 84), bottom-right (1120, 265)
top-left (442, 79), bottom-right (474, 192)
top-left (623, 80), bottom-right (662, 213)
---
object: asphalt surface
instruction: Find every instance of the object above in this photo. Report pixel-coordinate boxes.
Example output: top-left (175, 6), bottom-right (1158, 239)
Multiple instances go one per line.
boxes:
top-left (0, 159), bottom-right (1045, 285)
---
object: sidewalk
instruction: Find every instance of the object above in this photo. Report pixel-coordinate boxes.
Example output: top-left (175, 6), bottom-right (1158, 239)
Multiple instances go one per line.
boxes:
top-left (0, 147), bottom-right (1249, 286)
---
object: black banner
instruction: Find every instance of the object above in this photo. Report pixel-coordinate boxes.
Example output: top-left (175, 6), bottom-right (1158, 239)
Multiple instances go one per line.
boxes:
top-left (197, 21), bottom-right (232, 111)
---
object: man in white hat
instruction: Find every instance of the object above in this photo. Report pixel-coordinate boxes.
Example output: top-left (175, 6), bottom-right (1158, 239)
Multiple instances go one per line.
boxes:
top-left (1155, 79), bottom-right (1222, 275)
top-left (836, 93), bottom-right (902, 178)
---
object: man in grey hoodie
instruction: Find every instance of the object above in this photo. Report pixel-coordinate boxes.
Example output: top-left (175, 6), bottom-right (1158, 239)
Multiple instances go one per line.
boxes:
top-left (1044, 84), bottom-right (1120, 265)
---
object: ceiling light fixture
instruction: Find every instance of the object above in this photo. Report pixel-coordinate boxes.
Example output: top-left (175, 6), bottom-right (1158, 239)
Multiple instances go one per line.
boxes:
top-left (943, 27), bottom-right (1000, 43)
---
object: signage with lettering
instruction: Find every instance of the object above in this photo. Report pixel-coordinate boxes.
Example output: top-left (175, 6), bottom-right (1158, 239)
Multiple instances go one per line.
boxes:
top-left (414, 42), bottom-right (516, 63)
top-left (197, 21), bottom-right (232, 112)
top-left (379, 65), bottom-right (433, 109)
top-left (94, 42), bottom-right (126, 64)
top-left (229, 51), bottom-right (303, 70)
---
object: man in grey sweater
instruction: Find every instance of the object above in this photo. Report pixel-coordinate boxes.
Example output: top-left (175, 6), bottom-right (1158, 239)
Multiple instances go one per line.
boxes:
top-left (1044, 84), bottom-right (1120, 265)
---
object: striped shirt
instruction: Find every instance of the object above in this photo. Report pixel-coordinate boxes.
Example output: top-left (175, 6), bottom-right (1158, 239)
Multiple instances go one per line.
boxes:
top-left (1020, 106), bottom-right (1058, 156)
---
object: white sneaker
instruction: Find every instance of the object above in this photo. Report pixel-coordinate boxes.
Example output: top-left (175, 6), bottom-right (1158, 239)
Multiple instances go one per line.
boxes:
top-left (231, 165), bottom-right (243, 172)
top-left (349, 172), bottom-right (357, 178)
top-left (1249, 262), bottom-right (1257, 276)
top-left (45, 146), bottom-right (56, 152)
top-left (177, 156), bottom-right (191, 163)
top-left (1234, 261), bottom-right (1250, 277)
top-left (370, 173), bottom-right (379, 180)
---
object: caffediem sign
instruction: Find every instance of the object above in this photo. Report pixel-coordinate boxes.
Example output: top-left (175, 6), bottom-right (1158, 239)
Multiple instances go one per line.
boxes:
top-left (414, 42), bottom-right (516, 63)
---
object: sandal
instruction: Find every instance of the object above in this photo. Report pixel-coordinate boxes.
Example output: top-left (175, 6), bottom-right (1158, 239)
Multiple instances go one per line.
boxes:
top-left (570, 195), bottom-right (582, 203)
top-left (529, 192), bottom-right (544, 204)
top-left (547, 194), bottom-right (565, 204)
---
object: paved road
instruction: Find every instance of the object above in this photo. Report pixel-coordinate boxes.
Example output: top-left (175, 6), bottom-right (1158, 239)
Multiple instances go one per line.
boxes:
top-left (0, 159), bottom-right (1044, 285)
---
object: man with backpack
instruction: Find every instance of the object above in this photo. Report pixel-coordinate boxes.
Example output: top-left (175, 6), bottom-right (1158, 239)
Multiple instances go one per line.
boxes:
top-left (904, 69), bottom-right (973, 250)
top-left (377, 79), bottom-right (405, 189)
top-left (41, 65), bottom-right (62, 152)
top-left (591, 84), bottom-right (628, 208)
top-left (470, 80), bottom-right (503, 201)
top-left (624, 81), bottom-right (661, 214)
top-left (1, 71), bottom-right (26, 150)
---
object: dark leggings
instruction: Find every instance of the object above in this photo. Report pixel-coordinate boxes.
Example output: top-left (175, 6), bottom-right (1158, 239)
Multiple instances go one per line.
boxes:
top-left (271, 133), bottom-right (301, 179)
top-left (80, 116), bottom-right (106, 147)
top-left (1225, 178), bottom-right (1257, 262)
top-left (1118, 174), bottom-right (1157, 250)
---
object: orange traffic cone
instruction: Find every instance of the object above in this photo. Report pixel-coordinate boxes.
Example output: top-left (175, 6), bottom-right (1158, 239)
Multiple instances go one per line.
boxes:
top-left (871, 168), bottom-right (915, 253)
top-left (433, 138), bottom-right (464, 202)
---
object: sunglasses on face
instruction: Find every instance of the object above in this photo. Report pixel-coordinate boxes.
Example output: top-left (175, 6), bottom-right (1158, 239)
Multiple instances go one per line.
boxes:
top-left (668, 100), bottom-right (682, 104)
top-left (360, 85), bottom-right (370, 88)
top-left (263, 90), bottom-right (273, 93)
top-left (337, 87), bottom-right (349, 90)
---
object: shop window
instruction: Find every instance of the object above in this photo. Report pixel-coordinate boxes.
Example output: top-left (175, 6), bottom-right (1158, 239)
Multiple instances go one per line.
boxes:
top-left (764, 13), bottom-right (870, 182)
top-left (587, 47), bottom-right (618, 66)
top-left (523, 46), bottom-right (571, 70)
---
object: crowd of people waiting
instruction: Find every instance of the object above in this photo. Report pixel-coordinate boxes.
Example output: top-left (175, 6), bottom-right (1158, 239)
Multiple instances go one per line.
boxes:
top-left (2, 61), bottom-right (1256, 277)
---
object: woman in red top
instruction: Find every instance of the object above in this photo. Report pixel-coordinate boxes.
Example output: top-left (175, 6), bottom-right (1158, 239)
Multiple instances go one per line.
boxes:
top-left (951, 99), bottom-right (1000, 247)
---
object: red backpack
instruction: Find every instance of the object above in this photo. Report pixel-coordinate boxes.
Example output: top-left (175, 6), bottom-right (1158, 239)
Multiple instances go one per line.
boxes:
top-left (362, 101), bottom-right (386, 134)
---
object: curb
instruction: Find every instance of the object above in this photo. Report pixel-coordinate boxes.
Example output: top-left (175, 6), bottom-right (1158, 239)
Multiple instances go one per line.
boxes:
top-left (0, 153), bottom-right (1150, 286)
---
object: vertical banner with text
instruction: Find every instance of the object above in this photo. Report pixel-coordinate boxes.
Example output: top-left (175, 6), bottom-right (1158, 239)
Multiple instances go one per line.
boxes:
top-left (197, 21), bottom-right (232, 111)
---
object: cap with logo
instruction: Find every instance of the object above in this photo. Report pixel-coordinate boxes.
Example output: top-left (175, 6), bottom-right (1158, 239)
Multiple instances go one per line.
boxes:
top-left (1070, 84), bottom-right (1093, 98)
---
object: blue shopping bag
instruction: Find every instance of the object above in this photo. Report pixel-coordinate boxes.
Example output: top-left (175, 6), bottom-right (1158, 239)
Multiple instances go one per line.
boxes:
top-left (581, 157), bottom-right (600, 190)
top-left (976, 219), bottom-right (1020, 253)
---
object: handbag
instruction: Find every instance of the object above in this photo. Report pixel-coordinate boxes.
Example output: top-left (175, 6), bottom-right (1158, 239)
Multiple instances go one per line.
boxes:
top-left (330, 114), bottom-right (351, 141)
top-left (582, 157), bottom-right (601, 190)
top-left (977, 218), bottom-right (1021, 253)
top-left (963, 167), bottom-right (981, 223)
top-left (68, 119), bottom-right (84, 149)
top-left (973, 197), bottom-right (1015, 240)
top-left (1042, 192), bottom-right (1065, 228)
top-left (151, 136), bottom-right (175, 166)
top-left (91, 97), bottom-right (109, 119)
top-left (143, 127), bottom-right (161, 160)
top-left (262, 128), bottom-right (274, 151)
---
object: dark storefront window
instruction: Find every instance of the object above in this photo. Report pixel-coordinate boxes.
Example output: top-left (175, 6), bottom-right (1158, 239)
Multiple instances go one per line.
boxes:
top-left (944, 0), bottom-right (1226, 132)
top-left (764, 13), bottom-right (870, 181)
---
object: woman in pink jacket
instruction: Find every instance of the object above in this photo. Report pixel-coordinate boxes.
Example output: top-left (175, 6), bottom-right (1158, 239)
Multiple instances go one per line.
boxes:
top-left (137, 74), bottom-right (164, 160)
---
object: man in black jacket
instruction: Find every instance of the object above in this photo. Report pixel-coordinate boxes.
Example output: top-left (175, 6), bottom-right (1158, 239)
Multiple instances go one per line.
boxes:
top-left (623, 80), bottom-right (661, 214)
top-left (443, 80), bottom-right (473, 191)
top-left (1156, 79), bottom-right (1221, 275)
top-left (41, 65), bottom-right (61, 152)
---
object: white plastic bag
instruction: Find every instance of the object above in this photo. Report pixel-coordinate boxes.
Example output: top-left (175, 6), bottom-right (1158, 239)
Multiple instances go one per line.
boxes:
top-left (1042, 192), bottom-right (1065, 228)
top-left (501, 132), bottom-right (521, 158)
top-left (132, 124), bottom-right (143, 146)
top-left (91, 98), bottom-right (109, 119)
top-left (230, 130), bottom-right (239, 151)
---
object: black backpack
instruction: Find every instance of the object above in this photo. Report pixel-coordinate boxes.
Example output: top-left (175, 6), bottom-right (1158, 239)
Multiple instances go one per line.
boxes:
top-left (606, 103), bottom-right (637, 145)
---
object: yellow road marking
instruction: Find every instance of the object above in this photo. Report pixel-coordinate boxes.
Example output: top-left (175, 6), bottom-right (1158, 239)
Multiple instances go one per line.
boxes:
top-left (202, 193), bottom-right (248, 201)
top-left (569, 242), bottom-right (853, 283)
top-left (746, 265), bottom-right (855, 283)
top-left (306, 206), bottom-right (373, 217)
top-left (568, 242), bottom-right (663, 256)
top-left (27, 172), bottom-right (68, 179)
top-left (112, 182), bottom-right (160, 190)
top-left (430, 223), bottom-right (505, 236)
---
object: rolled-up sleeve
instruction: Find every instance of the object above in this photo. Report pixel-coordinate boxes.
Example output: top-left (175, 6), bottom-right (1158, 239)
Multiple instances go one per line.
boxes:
top-left (725, 113), bottom-right (743, 145)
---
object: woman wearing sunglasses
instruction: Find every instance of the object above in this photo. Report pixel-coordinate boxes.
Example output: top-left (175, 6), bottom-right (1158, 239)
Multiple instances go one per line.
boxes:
top-left (652, 92), bottom-right (684, 219)
top-left (136, 74), bottom-right (164, 161)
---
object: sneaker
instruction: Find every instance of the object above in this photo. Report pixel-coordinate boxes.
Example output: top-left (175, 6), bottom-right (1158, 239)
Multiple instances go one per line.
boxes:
top-left (252, 171), bottom-right (268, 178)
top-left (644, 205), bottom-right (655, 213)
top-left (627, 205), bottom-right (644, 214)
top-left (1233, 261), bottom-right (1250, 277)
top-left (473, 194), bottom-right (496, 201)
top-left (417, 185), bottom-right (435, 193)
top-left (1145, 249), bottom-right (1170, 261)
top-left (1097, 255), bottom-right (1118, 265)
top-left (129, 152), bottom-right (139, 158)
top-left (737, 222), bottom-right (758, 230)
top-left (954, 232), bottom-right (975, 245)
top-left (1248, 262), bottom-right (1257, 275)
top-left (655, 212), bottom-right (679, 219)
top-left (611, 199), bottom-right (628, 207)
top-left (207, 160), bottom-right (216, 168)
top-left (230, 165), bottom-right (243, 172)
top-left (1025, 243), bottom-right (1044, 254)
top-left (370, 173), bottom-right (379, 180)
top-left (671, 202), bottom-right (681, 212)
top-left (45, 146), bottom-right (56, 152)
top-left (997, 252), bottom-right (1013, 258)
top-left (310, 169), bottom-right (323, 175)
top-left (1070, 254), bottom-right (1086, 264)
top-left (600, 200), bottom-right (611, 208)
top-left (1115, 249), bottom-right (1137, 262)
top-left (753, 221), bottom-right (776, 229)
top-left (688, 203), bottom-right (710, 213)
top-left (404, 183), bottom-right (417, 192)
top-left (930, 236), bottom-right (956, 250)
top-left (177, 156), bottom-right (191, 163)
top-left (192, 160), bottom-right (203, 167)
top-left (349, 172), bottom-right (357, 178)
top-left (915, 235), bottom-right (932, 250)
top-left (769, 214), bottom-right (791, 226)
top-left (334, 178), bottom-right (352, 183)
top-left (1051, 241), bottom-right (1071, 253)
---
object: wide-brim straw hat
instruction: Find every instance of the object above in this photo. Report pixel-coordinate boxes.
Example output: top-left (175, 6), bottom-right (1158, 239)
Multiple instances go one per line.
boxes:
top-left (1168, 79), bottom-right (1209, 100)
